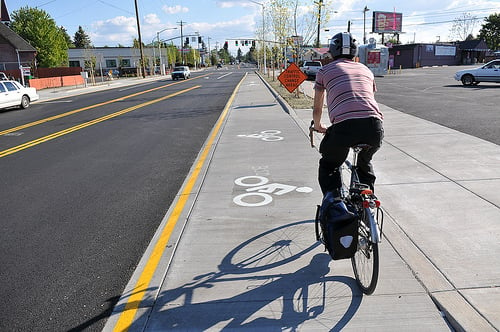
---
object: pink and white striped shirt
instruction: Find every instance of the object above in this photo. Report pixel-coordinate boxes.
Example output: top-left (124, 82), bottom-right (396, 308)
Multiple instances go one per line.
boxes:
top-left (314, 59), bottom-right (383, 124)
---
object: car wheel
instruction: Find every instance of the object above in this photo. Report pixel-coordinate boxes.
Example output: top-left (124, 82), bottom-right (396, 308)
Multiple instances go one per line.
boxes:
top-left (20, 95), bottom-right (30, 109)
top-left (461, 74), bottom-right (475, 86)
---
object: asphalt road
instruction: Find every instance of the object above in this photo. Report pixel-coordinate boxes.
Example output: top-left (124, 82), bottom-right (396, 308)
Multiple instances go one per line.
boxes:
top-left (374, 65), bottom-right (500, 145)
top-left (0, 67), bottom-right (250, 331)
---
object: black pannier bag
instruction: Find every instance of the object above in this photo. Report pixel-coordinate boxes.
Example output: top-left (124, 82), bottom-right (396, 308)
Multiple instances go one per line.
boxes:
top-left (316, 192), bottom-right (358, 260)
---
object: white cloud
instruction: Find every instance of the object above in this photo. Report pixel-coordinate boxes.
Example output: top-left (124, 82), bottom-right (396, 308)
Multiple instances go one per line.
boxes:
top-left (216, 1), bottom-right (255, 9)
top-left (191, 14), bottom-right (256, 39)
top-left (144, 13), bottom-right (161, 25)
top-left (162, 5), bottom-right (189, 15)
top-left (91, 16), bottom-right (138, 46)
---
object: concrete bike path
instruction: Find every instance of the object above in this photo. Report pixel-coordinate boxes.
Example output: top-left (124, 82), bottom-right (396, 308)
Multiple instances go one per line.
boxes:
top-left (104, 72), bottom-right (451, 331)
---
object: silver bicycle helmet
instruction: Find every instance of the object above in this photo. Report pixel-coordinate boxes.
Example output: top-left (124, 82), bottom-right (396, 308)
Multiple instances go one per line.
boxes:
top-left (329, 32), bottom-right (357, 59)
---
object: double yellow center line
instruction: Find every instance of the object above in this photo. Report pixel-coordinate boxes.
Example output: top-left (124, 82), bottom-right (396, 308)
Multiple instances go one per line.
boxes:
top-left (0, 85), bottom-right (201, 158)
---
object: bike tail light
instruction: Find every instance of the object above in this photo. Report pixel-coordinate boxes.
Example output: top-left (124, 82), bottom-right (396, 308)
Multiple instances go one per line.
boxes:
top-left (363, 200), bottom-right (381, 208)
top-left (361, 189), bottom-right (373, 195)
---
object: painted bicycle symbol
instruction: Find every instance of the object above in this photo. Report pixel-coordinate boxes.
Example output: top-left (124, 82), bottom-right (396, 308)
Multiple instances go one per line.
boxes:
top-left (237, 130), bottom-right (283, 142)
top-left (233, 176), bottom-right (313, 207)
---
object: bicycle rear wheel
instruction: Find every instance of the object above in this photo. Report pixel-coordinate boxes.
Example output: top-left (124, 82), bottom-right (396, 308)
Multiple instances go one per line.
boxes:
top-left (351, 217), bottom-right (379, 295)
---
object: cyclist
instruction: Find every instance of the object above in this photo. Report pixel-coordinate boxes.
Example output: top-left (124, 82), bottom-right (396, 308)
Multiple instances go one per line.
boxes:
top-left (312, 32), bottom-right (384, 198)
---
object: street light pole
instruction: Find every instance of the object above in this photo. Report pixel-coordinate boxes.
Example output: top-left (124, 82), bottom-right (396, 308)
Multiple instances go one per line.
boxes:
top-left (363, 6), bottom-right (370, 44)
top-left (249, 1), bottom-right (266, 74)
top-left (157, 27), bottom-right (177, 75)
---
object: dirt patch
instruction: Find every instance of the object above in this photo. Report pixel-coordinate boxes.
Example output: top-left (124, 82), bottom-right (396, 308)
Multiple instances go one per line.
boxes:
top-left (261, 73), bottom-right (313, 110)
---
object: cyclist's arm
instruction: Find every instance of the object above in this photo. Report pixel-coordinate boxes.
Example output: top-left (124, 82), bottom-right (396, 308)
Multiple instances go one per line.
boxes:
top-left (313, 88), bottom-right (327, 133)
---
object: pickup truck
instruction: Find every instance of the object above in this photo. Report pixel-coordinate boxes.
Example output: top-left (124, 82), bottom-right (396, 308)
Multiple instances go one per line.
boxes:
top-left (301, 61), bottom-right (322, 79)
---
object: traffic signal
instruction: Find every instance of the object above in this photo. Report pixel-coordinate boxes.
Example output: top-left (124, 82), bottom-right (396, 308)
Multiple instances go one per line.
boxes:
top-left (235, 40), bottom-right (238, 46)
top-left (252, 40), bottom-right (256, 47)
top-left (198, 36), bottom-right (202, 43)
top-left (245, 40), bottom-right (249, 46)
top-left (185, 37), bottom-right (189, 44)
top-left (224, 41), bottom-right (228, 48)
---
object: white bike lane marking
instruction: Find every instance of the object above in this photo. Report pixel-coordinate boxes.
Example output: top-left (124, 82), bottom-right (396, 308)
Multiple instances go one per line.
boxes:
top-left (237, 130), bottom-right (284, 141)
top-left (233, 176), bottom-right (313, 207)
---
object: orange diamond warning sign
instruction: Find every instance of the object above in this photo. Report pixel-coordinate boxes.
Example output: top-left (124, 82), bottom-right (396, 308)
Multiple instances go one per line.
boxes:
top-left (277, 62), bottom-right (308, 93)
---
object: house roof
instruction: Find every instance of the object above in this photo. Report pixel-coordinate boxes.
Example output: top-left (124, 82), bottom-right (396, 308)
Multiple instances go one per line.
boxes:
top-left (0, 0), bottom-right (10, 23)
top-left (0, 22), bottom-right (37, 52)
top-left (313, 47), bottom-right (330, 55)
top-left (458, 39), bottom-right (490, 51)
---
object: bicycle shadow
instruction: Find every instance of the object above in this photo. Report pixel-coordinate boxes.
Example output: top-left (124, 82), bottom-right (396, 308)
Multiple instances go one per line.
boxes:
top-left (138, 220), bottom-right (363, 331)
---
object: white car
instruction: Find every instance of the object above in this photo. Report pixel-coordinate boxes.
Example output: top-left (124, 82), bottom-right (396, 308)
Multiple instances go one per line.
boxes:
top-left (171, 66), bottom-right (191, 80)
top-left (301, 61), bottom-right (323, 79)
top-left (454, 60), bottom-right (500, 86)
top-left (0, 80), bottom-right (39, 110)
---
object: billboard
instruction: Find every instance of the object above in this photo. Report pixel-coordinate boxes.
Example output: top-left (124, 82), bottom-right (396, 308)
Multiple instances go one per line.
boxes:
top-left (372, 11), bottom-right (403, 33)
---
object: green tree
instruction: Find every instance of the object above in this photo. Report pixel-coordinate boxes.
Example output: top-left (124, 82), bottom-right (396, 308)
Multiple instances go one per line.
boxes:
top-left (73, 26), bottom-right (92, 48)
top-left (237, 48), bottom-right (243, 62)
top-left (245, 45), bottom-right (257, 63)
top-left (11, 6), bottom-right (68, 67)
top-left (60, 26), bottom-right (74, 48)
top-left (218, 41), bottom-right (231, 64)
top-left (479, 13), bottom-right (500, 51)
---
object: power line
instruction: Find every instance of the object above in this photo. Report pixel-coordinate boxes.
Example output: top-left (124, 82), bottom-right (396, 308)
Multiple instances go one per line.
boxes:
top-left (97, 0), bottom-right (134, 15)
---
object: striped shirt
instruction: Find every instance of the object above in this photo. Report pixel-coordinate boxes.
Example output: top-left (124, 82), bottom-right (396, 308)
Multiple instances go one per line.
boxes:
top-left (314, 59), bottom-right (383, 124)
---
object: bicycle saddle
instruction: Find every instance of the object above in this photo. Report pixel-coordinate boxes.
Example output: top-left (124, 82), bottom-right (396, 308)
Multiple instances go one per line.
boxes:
top-left (352, 144), bottom-right (372, 151)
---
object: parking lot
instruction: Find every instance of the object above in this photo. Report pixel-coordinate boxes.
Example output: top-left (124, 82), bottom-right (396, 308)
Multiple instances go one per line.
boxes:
top-left (374, 65), bottom-right (500, 145)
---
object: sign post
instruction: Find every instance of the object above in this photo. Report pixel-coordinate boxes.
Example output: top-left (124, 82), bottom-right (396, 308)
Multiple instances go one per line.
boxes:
top-left (277, 63), bottom-right (308, 93)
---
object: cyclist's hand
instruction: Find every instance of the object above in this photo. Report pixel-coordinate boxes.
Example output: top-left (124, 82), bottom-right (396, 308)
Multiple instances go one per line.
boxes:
top-left (314, 123), bottom-right (327, 134)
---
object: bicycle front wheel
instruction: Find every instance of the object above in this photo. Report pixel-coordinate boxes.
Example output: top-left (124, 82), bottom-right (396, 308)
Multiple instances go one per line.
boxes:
top-left (351, 220), bottom-right (379, 295)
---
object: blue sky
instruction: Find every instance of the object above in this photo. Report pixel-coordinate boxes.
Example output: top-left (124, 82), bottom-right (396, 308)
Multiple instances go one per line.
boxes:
top-left (4, 0), bottom-right (500, 52)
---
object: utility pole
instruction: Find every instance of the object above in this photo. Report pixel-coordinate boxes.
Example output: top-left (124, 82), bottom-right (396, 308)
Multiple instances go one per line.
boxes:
top-left (134, 0), bottom-right (146, 78)
top-left (177, 21), bottom-right (186, 64)
top-left (207, 37), bottom-right (211, 66)
top-left (315, 0), bottom-right (323, 48)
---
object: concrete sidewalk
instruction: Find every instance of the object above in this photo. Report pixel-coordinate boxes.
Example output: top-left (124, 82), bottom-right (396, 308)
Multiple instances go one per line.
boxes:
top-left (101, 72), bottom-right (499, 331)
top-left (35, 75), bottom-right (166, 102)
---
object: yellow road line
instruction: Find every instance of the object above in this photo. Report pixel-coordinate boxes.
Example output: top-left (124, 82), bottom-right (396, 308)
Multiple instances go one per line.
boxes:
top-left (0, 85), bottom-right (201, 159)
top-left (111, 74), bottom-right (246, 332)
top-left (0, 74), bottom-right (210, 137)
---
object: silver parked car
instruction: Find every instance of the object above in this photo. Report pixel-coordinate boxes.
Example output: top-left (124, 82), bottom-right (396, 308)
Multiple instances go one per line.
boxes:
top-left (0, 80), bottom-right (39, 110)
top-left (454, 60), bottom-right (500, 86)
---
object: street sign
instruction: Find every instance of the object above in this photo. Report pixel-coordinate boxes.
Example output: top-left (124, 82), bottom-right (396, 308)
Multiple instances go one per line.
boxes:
top-left (277, 62), bottom-right (308, 93)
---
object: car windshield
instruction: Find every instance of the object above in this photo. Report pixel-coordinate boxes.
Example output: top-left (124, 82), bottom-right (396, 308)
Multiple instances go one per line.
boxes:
top-left (484, 61), bottom-right (500, 69)
top-left (174, 67), bottom-right (186, 71)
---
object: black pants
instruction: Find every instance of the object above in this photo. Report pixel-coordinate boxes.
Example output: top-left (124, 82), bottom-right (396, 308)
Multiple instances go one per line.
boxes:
top-left (318, 117), bottom-right (384, 195)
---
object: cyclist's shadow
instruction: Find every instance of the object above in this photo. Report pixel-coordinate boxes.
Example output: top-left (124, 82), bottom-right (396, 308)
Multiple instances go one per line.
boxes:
top-left (145, 221), bottom-right (362, 331)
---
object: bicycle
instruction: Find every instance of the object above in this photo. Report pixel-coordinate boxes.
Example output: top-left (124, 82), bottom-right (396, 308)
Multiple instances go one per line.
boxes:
top-left (310, 121), bottom-right (384, 295)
